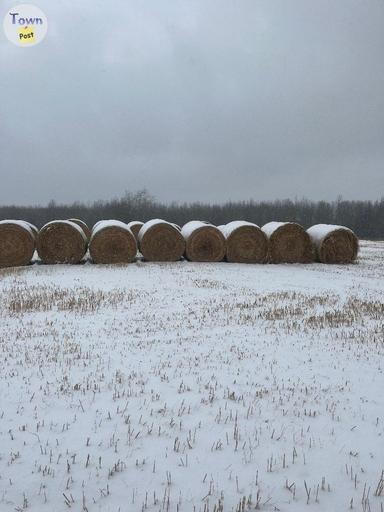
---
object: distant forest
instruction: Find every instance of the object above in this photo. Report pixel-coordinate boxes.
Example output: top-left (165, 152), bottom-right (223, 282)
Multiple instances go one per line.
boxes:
top-left (1, 191), bottom-right (383, 239)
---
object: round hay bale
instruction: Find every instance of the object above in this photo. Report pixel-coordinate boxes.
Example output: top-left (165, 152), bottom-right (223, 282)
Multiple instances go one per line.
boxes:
top-left (307, 224), bottom-right (359, 263)
top-left (89, 220), bottom-right (137, 264)
top-left (37, 220), bottom-right (87, 264)
top-left (0, 220), bottom-right (35, 268)
top-left (262, 222), bottom-right (314, 263)
top-left (138, 219), bottom-right (185, 261)
top-left (222, 221), bottom-right (268, 263)
top-left (127, 221), bottom-right (144, 240)
top-left (182, 221), bottom-right (226, 262)
top-left (68, 218), bottom-right (91, 241)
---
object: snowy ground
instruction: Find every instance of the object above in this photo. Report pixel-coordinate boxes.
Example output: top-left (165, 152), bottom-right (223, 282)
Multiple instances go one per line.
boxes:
top-left (0, 240), bottom-right (383, 512)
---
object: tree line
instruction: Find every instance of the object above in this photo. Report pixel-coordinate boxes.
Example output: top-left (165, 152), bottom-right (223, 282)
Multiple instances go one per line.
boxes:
top-left (1, 191), bottom-right (383, 239)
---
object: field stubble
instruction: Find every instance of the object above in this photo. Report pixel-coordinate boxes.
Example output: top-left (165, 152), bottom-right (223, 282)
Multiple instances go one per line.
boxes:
top-left (0, 241), bottom-right (383, 511)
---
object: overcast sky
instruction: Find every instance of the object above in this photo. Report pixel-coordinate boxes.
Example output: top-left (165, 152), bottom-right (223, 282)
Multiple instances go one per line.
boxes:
top-left (1, 0), bottom-right (383, 205)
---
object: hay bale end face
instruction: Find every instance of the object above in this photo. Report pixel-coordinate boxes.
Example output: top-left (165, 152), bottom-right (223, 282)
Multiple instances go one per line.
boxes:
top-left (262, 221), bottom-right (314, 263)
top-left (89, 220), bottom-right (137, 264)
top-left (37, 220), bottom-right (87, 264)
top-left (127, 221), bottom-right (144, 241)
top-left (307, 224), bottom-right (359, 263)
top-left (182, 221), bottom-right (226, 262)
top-left (138, 219), bottom-right (185, 261)
top-left (0, 220), bottom-right (35, 268)
top-left (223, 221), bottom-right (268, 263)
top-left (68, 219), bottom-right (91, 241)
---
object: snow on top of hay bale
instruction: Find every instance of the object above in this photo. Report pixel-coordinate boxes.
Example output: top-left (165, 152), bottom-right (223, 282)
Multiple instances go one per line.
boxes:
top-left (91, 220), bottom-right (132, 239)
top-left (222, 220), bottom-right (261, 238)
top-left (0, 219), bottom-right (35, 238)
top-left (307, 224), bottom-right (353, 243)
top-left (42, 220), bottom-right (88, 242)
top-left (261, 221), bottom-right (290, 238)
top-left (181, 221), bottom-right (214, 239)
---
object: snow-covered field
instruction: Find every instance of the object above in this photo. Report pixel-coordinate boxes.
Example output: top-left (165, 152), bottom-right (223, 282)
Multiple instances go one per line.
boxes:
top-left (0, 240), bottom-right (383, 512)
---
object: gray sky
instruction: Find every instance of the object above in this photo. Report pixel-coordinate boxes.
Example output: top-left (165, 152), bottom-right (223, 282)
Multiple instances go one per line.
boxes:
top-left (1, 0), bottom-right (383, 205)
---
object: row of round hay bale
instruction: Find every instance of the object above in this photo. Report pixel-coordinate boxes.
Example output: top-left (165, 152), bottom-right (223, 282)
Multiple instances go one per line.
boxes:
top-left (127, 221), bottom-right (144, 240)
top-left (0, 220), bottom-right (36, 268)
top-left (182, 221), bottom-right (226, 262)
top-left (1, 218), bottom-right (359, 267)
top-left (219, 221), bottom-right (268, 263)
top-left (89, 220), bottom-right (137, 264)
top-left (37, 220), bottom-right (88, 264)
top-left (261, 222), bottom-right (314, 263)
top-left (138, 219), bottom-right (185, 261)
top-left (307, 224), bottom-right (359, 263)
top-left (68, 218), bottom-right (91, 241)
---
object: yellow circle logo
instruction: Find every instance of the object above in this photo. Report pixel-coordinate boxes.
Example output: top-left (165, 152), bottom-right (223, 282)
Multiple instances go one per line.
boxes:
top-left (3, 4), bottom-right (47, 47)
